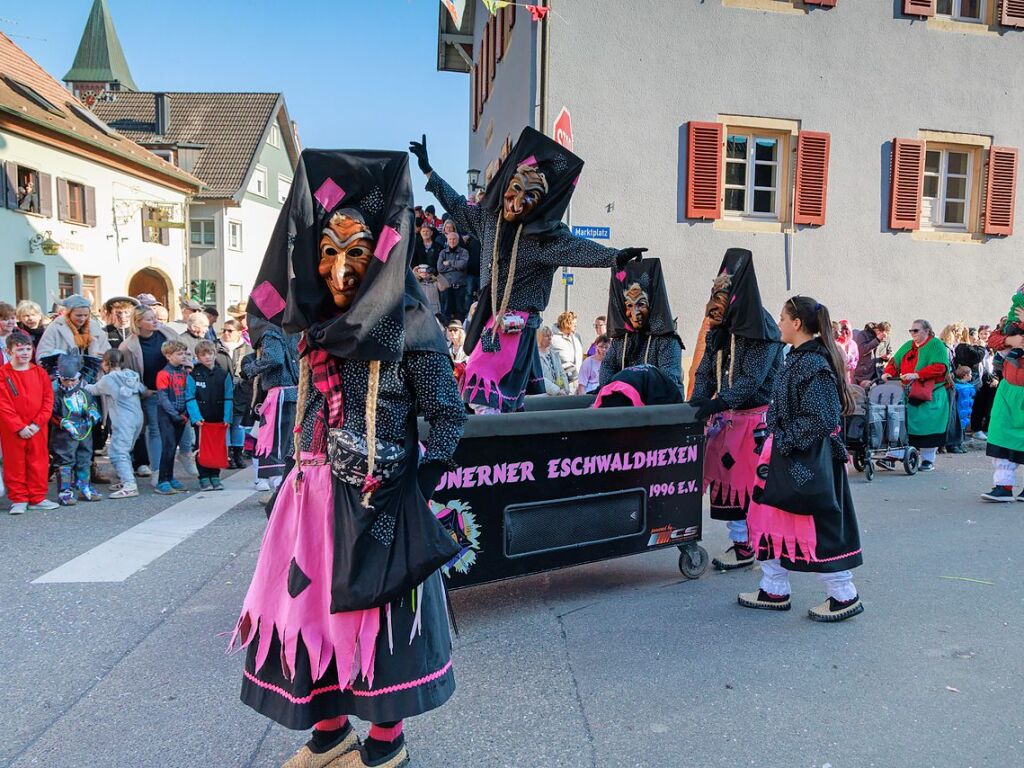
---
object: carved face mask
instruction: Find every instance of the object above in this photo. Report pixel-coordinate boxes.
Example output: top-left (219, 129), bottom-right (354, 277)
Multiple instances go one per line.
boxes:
top-left (623, 283), bottom-right (650, 330)
top-left (318, 212), bottom-right (375, 310)
top-left (502, 164), bottom-right (548, 223)
top-left (705, 273), bottom-right (732, 329)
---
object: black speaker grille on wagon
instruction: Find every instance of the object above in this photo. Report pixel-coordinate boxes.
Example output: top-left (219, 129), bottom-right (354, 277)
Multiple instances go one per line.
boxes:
top-left (503, 489), bottom-right (646, 558)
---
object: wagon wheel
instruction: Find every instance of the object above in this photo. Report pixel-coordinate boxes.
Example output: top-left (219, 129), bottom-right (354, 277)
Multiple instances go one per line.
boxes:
top-left (904, 447), bottom-right (920, 475)
top-left (678, 544), bottom-right (709, 579)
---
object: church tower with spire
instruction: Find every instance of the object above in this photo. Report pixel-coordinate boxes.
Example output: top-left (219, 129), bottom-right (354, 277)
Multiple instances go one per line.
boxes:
top-left (63, 0), bottom-right (138, 105)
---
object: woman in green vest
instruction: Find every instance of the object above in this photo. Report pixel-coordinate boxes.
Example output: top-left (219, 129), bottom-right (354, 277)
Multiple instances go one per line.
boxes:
top-left (877, 319), bottom-right (949, 472)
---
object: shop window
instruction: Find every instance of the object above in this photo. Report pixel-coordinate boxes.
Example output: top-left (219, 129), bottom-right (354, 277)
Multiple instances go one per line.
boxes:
top-left (57, 272), bottom-right (76, 301)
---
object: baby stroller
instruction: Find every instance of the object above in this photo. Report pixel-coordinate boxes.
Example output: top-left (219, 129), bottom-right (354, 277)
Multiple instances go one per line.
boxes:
top-left (844, 381), bottom-right (919, 481)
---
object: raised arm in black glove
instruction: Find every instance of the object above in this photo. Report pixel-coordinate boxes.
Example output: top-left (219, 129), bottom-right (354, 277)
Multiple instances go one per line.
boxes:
top-left (689, 397), bottom-right (729, 420)
top-left (417, 459), bottom-right (447, 503)
top-left (409, 134), bottom-right (432, 176)
top-left (615, 247), bottom-right (647, 270)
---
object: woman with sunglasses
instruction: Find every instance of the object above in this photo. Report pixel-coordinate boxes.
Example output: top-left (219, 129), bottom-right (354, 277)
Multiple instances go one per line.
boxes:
top-left (878, 319), bottom-right (950, 472)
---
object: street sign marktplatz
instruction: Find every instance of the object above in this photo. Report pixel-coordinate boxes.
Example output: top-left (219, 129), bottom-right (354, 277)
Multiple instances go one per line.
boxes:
top-left (571, 226), bottom-right (610, 240)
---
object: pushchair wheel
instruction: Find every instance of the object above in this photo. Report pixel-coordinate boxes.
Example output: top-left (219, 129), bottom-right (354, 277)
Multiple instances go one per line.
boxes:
top-left (864, 460), bottom-right (875, 482)
top-left (853, 455), bottom-right (866, 473)
top-left (904, 447), bottom-right (920, 475)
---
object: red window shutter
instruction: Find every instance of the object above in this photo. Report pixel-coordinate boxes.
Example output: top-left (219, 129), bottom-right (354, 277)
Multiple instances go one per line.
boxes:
top-left (471, 65), bottom-right (478, 130)
top-left (686, 121), bottom-right (723, 220)
top-left (489, 17), bottom-right (497, 82)
top-left (1003, 0), bottom-right (1024, 27)
top-left (903, 0), bottom-right (935, 16)
top-left (508, 4), bottom-right (517, 29)
top-left (497, 9), bottom-right (505, 61)
top-left (983, 146), bottom-right (1018, 236)
top-left (794, 131), bottom-right (831, 226)
top-left (889, 138), bottom-right (925, 231)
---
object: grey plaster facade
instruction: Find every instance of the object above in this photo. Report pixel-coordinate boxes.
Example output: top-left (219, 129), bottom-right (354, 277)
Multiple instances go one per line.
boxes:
top-left (451, 0), bottom-right (1024, 358)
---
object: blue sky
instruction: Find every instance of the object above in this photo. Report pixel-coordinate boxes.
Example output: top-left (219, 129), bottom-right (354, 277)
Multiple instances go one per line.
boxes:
top-left (2, 1), bottom-right (470, 201)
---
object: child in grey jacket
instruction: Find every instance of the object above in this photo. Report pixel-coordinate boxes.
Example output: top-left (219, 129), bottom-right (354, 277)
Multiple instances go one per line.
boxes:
top-left (86, 349), bottom-right (146, 498)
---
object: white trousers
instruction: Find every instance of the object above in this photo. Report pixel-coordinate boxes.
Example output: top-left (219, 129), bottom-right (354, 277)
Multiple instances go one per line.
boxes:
top-left (992, 458), bottom-right (1020, 487)
top-left (759, 558), bottom-right (858, 601)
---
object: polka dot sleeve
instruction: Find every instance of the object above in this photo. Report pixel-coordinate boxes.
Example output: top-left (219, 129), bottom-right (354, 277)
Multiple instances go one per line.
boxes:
top-left (403, 351), bottom-right (467, 467)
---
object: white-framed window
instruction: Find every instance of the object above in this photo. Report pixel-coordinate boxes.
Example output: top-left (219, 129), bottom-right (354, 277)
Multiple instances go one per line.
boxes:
top-left (277, 174), bottom-right (292, 204)
top-left (228, 283), bottom-right (244, 305)
top-left (248, 166), bottom-right (268, 197)
top-left (190, 218), bottom-right (216, 247)
top-left (150, 149), bottom-right (175, 164)
top-left (723, 133), bottom-right (781, 219)
top-left (935, 0), bottom-right (985, 22)
top-left (267, 123), bottom-right (281, 148)
top-left (922, 149), bottom-right (972, 230)
top-left (228, 220), bottom-right (243, 250)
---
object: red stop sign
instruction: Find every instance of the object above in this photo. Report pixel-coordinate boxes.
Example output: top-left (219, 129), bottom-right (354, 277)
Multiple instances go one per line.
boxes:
top-left (553, 107), bottom-right (573, 151)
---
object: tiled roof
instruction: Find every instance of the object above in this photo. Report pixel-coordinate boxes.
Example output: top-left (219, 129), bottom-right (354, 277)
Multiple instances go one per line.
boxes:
top-left (0, 33), bottom-right (200, 192)
top-left (93, 91), bottom-right (282, 199)
top-left (62, 0), bottom-right (138, 90)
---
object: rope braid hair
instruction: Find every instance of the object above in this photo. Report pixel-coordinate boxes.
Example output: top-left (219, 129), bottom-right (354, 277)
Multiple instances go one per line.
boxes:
top-left (490, 218), bottom-right (523, 331)
top-left (361, 359), bottom-right (382, 508)
top-left (784, 296), bottom-right (857, 416)
top-left (291, 335), bottom-right (311, 490)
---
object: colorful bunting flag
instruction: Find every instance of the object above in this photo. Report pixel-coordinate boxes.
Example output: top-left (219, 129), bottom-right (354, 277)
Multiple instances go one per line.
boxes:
top-left (527, 4), bottom-right (549, 21)
top-left (442, 0), bottom-right (467, 26)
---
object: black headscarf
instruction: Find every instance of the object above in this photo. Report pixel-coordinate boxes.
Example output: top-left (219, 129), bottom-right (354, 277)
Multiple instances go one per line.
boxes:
top-left (479, 126), bottom-right (584, 239)
top-left (707, 248), bottom-right (780, 352)
top-left (247, 149), bottom-right (446, 360)
top-left (605, 257), bottom-right (680, 342)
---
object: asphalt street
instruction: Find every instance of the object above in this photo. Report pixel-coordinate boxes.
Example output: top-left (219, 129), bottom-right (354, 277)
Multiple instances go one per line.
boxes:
top-left (1, 448), bottom-right (1021, 768)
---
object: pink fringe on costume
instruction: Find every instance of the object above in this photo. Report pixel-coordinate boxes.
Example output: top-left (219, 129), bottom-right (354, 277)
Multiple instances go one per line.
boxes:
top-left (746, 435), bottom-right (820, 563)
top-left (254, 387), bottom-right (282, 458)
top-left (703, 406), bottom-right (768, 508)
top-left (460, 310), bottom-right (529, 411)
top-left (229, 459), bottom-right (382, 688)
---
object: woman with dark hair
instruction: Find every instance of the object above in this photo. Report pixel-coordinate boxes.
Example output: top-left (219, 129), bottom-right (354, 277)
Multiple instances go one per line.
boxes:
top-left (878, 319), bottom-right (950, 472)
top-left (740, 296), bottom-right (864, 623)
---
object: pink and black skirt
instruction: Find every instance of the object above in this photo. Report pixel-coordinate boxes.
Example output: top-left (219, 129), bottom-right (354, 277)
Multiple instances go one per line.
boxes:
top-left (461, 311), bottom-right (544, 413)
top-left (746, 436), bottom-right (863, 574)
top-left (232, 457), bottom-right (454, 729)
top-left (703, 406), bottom-right (767, 521)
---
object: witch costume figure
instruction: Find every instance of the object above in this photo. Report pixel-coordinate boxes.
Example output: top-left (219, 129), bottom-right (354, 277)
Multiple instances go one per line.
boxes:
top-left (689, 249), bottom-right (784, 572)
top-left (234, 149), bottom-right (467, 768)
top-left (740, 296), bottom-right (864, 623)
top-left (410, 128), bottom-right (646, 413)
top-left (599, 257), bottom-right (684, 396)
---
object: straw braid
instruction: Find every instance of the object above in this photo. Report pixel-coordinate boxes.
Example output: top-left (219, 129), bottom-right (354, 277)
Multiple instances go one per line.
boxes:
top-left (620, 335), bottom-right (654, 371)
top-left (292, 336), bottom-right (310, 490)
top-left (715, 335), bottom-right (737, 392)
top-left (490, 219), bottom-right (522, 331)
top-left (361, 359), bottom-right (382, 508)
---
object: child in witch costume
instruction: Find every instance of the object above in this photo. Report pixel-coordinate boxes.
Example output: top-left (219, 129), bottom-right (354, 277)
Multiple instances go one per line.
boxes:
top-left (689, 249), bottom-right (784, 571)
top-left (234, 149), bottom-right (466, 768)
top-left (44, 351), bottom-right (103, 505)
top-left (410, 129), bottom-right (646, 413)
top-left (599, 257), bottom-right (684, 396)
top-left (740, 296), bottom-right (864, 622)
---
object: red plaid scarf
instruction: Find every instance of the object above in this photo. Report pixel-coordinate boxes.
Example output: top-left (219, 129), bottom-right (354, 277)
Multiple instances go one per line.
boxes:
top-left (299, 337), bottom-right (345, 429)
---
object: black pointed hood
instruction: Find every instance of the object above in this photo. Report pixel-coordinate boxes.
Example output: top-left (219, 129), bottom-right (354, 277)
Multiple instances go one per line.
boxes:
top-left (479, 126), bottom-right (584, 239)
top-left (605, 257), bottom-right (681, 342)
top-left (247, 148), bottom-right (446, 360)
top-left (708, 248), bottom-right (780, 351)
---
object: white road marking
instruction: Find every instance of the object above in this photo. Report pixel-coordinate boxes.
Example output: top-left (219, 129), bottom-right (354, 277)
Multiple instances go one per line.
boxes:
top-left (32, 468), bottom-right (260, 584)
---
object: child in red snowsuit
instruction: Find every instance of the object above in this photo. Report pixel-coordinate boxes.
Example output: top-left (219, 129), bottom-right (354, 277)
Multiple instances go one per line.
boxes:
top-left (0, 331), bottom-right (56, 514)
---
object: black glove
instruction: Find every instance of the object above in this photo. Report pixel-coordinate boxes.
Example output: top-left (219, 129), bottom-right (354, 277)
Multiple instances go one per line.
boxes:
top-left (409, 134), bottom-right (432, 175)
top-left (615, 247), bottom-right (646, 270)
top-left (690, 397), bottom-right (729, 420)
top-left (417, 459), bottom-right (446, 503)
